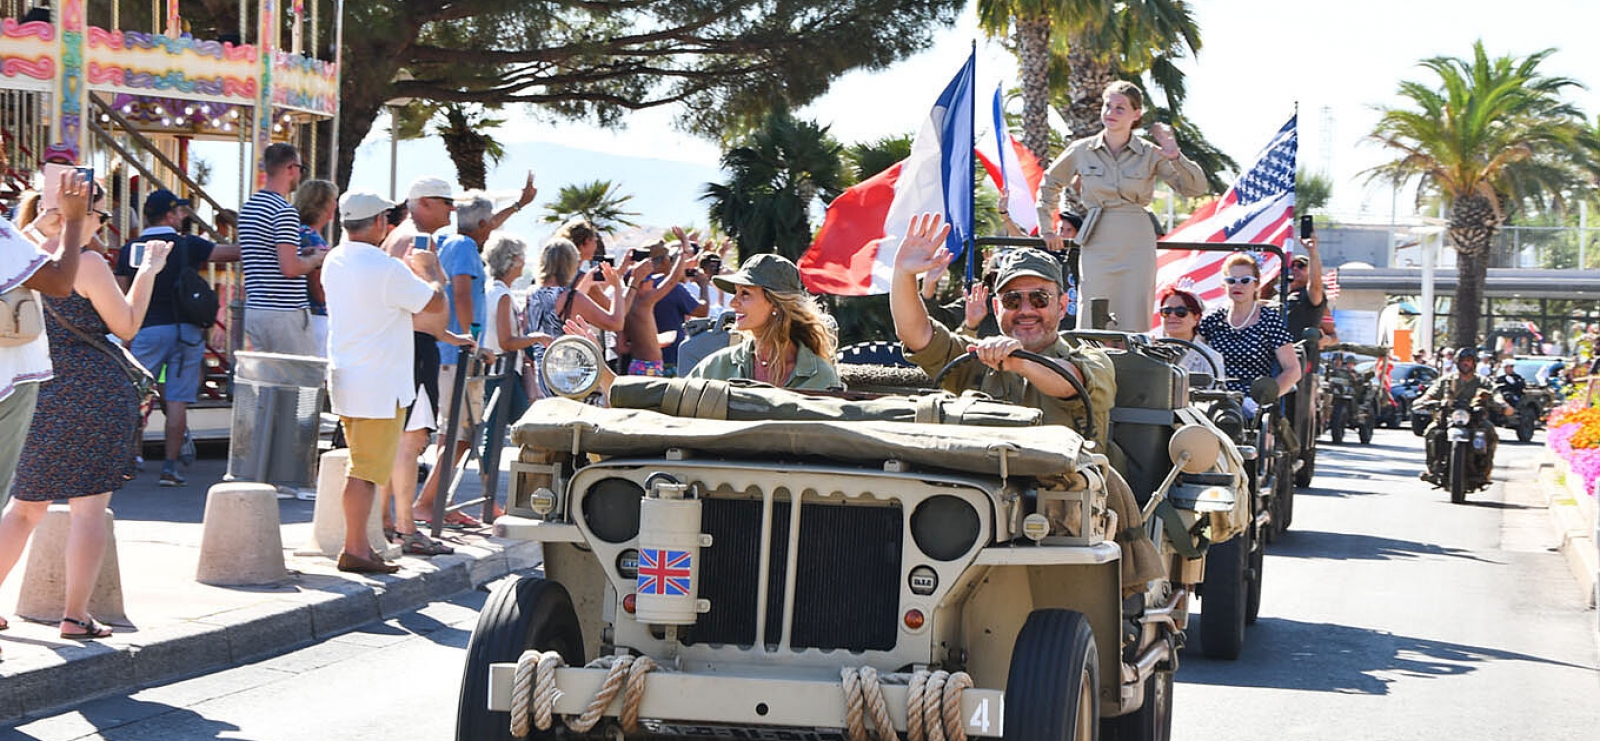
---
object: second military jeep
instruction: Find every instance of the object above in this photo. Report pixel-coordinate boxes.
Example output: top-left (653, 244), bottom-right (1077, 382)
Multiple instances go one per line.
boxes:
top-left (456, 335), bottom-right (1254, 741)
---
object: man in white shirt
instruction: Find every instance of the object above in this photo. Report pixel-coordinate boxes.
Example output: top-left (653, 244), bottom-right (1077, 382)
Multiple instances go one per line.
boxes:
top-left (320, 191), bottom-right (446, 574)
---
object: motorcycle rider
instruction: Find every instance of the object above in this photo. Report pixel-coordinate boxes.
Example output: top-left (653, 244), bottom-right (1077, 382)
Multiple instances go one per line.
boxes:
top-left (1418, 348), bottom-right (1512, 485)
top-left (1494, 357), bottom-right (1526, 409)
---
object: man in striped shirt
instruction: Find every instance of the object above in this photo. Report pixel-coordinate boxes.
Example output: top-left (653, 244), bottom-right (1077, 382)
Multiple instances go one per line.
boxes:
top-left (240, 143), bottom-right (324, 355)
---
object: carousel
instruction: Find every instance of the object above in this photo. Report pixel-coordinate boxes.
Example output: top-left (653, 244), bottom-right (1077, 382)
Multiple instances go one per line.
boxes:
top-left (0, 0), bottom-right (341, 439)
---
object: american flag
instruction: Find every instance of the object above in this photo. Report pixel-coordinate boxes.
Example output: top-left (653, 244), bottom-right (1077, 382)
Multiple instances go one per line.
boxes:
top-left (1323, 269), bottom-right (1341, 303)
top-left (637, 549), bottom-right (692, 596)
top-left (1155, 115), bottom-right (1298, 319)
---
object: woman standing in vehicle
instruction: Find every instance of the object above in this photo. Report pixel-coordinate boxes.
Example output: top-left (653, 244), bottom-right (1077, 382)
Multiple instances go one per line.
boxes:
top-left (1036, 81), bottom-right (1208, 330)
top-left (686, 253), bottom-right (839, 389)
top-left (1198, 254), bottom-right (1301, 405)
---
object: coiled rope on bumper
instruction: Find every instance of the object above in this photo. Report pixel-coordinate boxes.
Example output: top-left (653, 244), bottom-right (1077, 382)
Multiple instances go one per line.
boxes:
top-left (843, 667), bottom-right (974, 741)
top-left (509, 653), bottom-right (659, 738)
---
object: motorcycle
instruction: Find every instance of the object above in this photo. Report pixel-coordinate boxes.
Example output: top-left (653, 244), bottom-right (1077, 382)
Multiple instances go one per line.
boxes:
top-left (1418, 400), bottom-right (1493, 503)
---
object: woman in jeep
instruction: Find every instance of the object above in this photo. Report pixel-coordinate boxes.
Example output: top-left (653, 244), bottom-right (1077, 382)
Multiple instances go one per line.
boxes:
top-left (685, 253), bottom-right (839, 389)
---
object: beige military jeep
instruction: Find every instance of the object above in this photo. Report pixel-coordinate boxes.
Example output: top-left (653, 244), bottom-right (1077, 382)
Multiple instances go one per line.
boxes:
top-left (457, 336), bottom-right (1252, 741)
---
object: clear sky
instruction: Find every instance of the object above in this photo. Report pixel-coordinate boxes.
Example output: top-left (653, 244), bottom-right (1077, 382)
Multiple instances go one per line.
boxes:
top-left (225, 1), bottom-right (1600, 234)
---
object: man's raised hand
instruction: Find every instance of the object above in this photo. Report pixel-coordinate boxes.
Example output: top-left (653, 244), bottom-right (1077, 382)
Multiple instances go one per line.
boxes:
top-left (894, 213), bottom-right (953, 276)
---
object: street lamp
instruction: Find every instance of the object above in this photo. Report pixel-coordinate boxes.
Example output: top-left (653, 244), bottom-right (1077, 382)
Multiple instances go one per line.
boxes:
top-left (386, 71), bottom-right (416, 201)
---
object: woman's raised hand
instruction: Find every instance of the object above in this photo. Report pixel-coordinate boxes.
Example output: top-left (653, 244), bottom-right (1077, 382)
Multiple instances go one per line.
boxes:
top-left (563, 315), bottom-right (599, 346)
top-left (139, 240), bottom-right (173, 275)
top-left (895, 213), bottom-right (953, 276)
top-left (1150, 122), bottom-right (1180, 159)
top-left (58, 170), bottom-right (89, 221)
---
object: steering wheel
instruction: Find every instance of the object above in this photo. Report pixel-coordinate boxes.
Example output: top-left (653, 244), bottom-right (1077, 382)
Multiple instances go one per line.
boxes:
top-left (931, 349), bottom-right (1097, 441)
top-left (1152, 337), bottom-right (1222, 381)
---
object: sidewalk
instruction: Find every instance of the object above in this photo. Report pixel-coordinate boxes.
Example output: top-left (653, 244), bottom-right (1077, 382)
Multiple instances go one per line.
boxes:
top-left (1538, 447), bottom-right (1600, 613)
top-left (0, 453), bottom-right (537, 727)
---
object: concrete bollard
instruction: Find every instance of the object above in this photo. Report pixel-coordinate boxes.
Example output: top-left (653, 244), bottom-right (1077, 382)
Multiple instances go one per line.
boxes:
top-left (296, 448), bottom-right (398, 560)
top-left (196, 482), bottom-right (288, 586)
top-left (15, 505), bottom-right (128, 626)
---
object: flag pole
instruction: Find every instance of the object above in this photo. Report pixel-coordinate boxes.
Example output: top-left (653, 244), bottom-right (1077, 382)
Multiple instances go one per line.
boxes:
top-left (965, 40), bottom-right (977, 289)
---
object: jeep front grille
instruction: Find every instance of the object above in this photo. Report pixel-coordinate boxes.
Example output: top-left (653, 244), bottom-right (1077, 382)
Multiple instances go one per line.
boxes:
top-left (685, 496), bottom-right (903, 652)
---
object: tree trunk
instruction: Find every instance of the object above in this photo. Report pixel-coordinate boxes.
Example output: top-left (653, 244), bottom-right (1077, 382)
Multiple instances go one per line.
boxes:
top-left (1015, 15), bottom-right (1052, 164)
top-left (439, 107), bottom-right (489, 191)
top-left (1447, 193), bottom-right (1499, 348)
top-left (1065, 45), bottom-right (1117, 140)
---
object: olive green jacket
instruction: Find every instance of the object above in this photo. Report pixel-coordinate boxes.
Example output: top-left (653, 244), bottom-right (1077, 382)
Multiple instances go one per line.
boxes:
top-left (685, 341), bottom-right (841, 390)
top-left (905, 320), bottom-right (1116, 451)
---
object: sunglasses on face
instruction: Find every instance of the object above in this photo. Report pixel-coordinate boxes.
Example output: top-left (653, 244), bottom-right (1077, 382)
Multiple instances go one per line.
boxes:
top-left (1159, 306), bottom-right (1192, 318)
top-left (998, 289), bottom-right (1056, 310)
top-left (1291, 262), bottom-right (1309, 271)
top-left (1222, 276), bottom-right (1257, 285)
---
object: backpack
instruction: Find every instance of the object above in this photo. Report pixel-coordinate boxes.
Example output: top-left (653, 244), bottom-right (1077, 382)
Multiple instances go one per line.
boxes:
top-left (172, 237), bottom-right (218, 329)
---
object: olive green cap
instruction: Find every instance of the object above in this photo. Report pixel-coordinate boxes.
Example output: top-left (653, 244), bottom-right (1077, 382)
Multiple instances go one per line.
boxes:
top-left (713, 253), bottom-right (805, 295)
top-left (989, 247), bottom-right (1064, 291)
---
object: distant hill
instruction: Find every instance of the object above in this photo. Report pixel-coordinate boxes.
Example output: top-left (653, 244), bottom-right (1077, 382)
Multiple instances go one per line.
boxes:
top-left (346, 136), bottom-right (726, 244)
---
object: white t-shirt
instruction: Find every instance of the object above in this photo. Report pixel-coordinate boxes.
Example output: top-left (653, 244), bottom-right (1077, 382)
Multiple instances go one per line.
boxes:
top-left (0, 217), bottom-right (52, 402)
top-left (482, 278), bottom-right (523, 375)
top-left (321, 240), bottom-right (436, 418)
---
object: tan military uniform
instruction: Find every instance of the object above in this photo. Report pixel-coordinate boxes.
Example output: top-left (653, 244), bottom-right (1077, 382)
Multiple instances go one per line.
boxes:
top-left (1035, 132), bottom-right (1207, 330)
top-left (1420, 371), bottom-right (1506, 478)
top-left (905, 320), bottom-right (1115, 452)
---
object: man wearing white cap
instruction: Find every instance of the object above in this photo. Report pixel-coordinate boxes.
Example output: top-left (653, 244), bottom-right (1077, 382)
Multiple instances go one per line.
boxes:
top-left (321, 191), bottom-right (447, 573)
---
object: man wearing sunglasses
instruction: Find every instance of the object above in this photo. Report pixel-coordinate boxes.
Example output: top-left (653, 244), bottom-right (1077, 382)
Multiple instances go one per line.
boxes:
top-left (889, 214), bottom-right (1114, 451)
top-left (1284, 234), bottom-right (1337, 346)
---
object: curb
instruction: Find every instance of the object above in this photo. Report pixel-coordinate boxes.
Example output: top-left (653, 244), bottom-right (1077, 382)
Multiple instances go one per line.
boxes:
top-left (0, 538), bottom-right (542, 726)
top-left (1538, 452), bottom-right (1599, 610)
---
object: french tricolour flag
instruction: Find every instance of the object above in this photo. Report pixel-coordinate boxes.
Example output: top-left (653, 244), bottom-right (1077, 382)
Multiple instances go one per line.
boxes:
top-left (800, 54), bottom-right (975, 296)
top-left (1155, 115), bottom-right (1298, 313)
top-left (975, 84), bottom-right (1043, 236)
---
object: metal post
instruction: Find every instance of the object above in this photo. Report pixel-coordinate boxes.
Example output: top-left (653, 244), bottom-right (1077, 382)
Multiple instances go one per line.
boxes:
top-left (1581, 200), bottom-right (1589, 269)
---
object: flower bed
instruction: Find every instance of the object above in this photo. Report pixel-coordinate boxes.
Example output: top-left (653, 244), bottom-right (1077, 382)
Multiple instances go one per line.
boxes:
top-left (1547, 401), bottom-right (1600, 497)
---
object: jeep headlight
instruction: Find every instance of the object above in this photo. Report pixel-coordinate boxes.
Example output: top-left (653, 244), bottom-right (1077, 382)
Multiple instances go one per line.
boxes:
top-left (1450, 409), bottom-right (1471, 426)
top-left (910, 495), bottom-right (981, 560)
top-left (543, 335), bottom-right (603, 399)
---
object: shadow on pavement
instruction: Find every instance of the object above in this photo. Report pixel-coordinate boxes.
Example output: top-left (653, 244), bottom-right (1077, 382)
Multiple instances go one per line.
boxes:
top-left (1268, 529), bottom-right (1499, 563)
top-left (15, 695), bottom-right (249, 740)
top-left (1177, 615), bottom-right (1593, 695)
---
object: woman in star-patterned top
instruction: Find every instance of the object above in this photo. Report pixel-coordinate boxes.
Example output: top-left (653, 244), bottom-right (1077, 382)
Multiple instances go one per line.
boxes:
top-left (1197, 253), bottom-right (1302, 397)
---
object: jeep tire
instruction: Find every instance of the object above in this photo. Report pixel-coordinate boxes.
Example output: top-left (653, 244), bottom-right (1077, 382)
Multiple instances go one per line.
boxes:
top-left (1200, 536), bottom-right (1247, 660)
top-left (1103, 668), bottom-right (1172, 741)
top-left (1005, 609), bottom-right (1100, 741)
top-left (457, 576), bottom-right (585, 741)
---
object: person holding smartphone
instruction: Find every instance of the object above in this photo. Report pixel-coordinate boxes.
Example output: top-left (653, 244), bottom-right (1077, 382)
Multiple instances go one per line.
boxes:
top-left (113, 189), bottom-right (241, 486)
top-left (1284, 215), bottom-right (1334, 347)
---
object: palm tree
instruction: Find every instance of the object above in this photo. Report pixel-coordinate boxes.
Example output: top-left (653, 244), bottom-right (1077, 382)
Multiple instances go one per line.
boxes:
top-left (542, 180), bottom-right (641, 233)
top-left (976, 0), bottom-right (1059, 163)
top-left (703, 109), bottom-right (845, 262)
top-left (843, 135), bottom-right (913, 185)
top-left (390, 101), bottom-right (507, 191)
top-left (1367, 41), bottom-right (1600, 346)
top-left (1296, 168), bottom-right (1332, 214)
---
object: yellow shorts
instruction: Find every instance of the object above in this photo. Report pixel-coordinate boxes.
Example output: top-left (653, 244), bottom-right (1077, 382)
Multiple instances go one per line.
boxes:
top-left (340, 407), bottom-right (404, 486)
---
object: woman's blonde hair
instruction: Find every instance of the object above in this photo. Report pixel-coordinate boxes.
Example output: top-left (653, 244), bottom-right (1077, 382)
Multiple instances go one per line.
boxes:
top-left (293, 179), bottom-right (339, 226)
top-left (1223, 252), bottom-right (1260, 278)
top-left (13, 190), bottom-right (40, 228)
top-left (746, 288), bottom-right (837, 384)
top-left (538, 237), bottom-right (579, 285)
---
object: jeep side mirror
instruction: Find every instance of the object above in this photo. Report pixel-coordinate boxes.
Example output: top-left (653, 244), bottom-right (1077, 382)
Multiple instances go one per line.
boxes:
top-left (1250, 377), bottom-right (1279, 406)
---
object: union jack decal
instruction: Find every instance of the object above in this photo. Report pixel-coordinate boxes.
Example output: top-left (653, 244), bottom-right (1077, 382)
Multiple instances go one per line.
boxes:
top-left (638, 549), bottom-right (692, 596)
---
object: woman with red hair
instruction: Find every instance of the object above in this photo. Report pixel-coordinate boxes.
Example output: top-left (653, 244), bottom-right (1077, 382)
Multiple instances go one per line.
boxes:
top-left (1153, 284), bottom-right (1224, 383)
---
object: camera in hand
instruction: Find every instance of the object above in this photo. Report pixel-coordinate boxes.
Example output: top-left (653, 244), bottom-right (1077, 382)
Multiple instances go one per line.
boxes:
top-left (630, 248), bottom-right (652, 262)
top-left (127, 240), bottom-right (148, 269)
top-left (1299, 214), bottom-right (1314, 240)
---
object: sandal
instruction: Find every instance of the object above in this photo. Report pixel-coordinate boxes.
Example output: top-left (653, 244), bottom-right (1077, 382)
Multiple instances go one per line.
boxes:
top-left (60, 616), bottom-right (113, 640)
top-left (1, 614), bottom-right (9, 631)
top-left (418, 511), bottom-right (484, 530)
top-left (400, 531), bottom-right (455, 556)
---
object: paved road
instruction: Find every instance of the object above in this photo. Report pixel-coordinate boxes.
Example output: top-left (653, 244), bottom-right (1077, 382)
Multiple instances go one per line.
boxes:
top-left (9, 428), bottom-right (1599, 740)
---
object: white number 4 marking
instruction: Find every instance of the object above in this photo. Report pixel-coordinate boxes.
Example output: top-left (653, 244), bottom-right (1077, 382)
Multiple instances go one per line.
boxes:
top-left (969, 699), bottom-right (990, 734)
